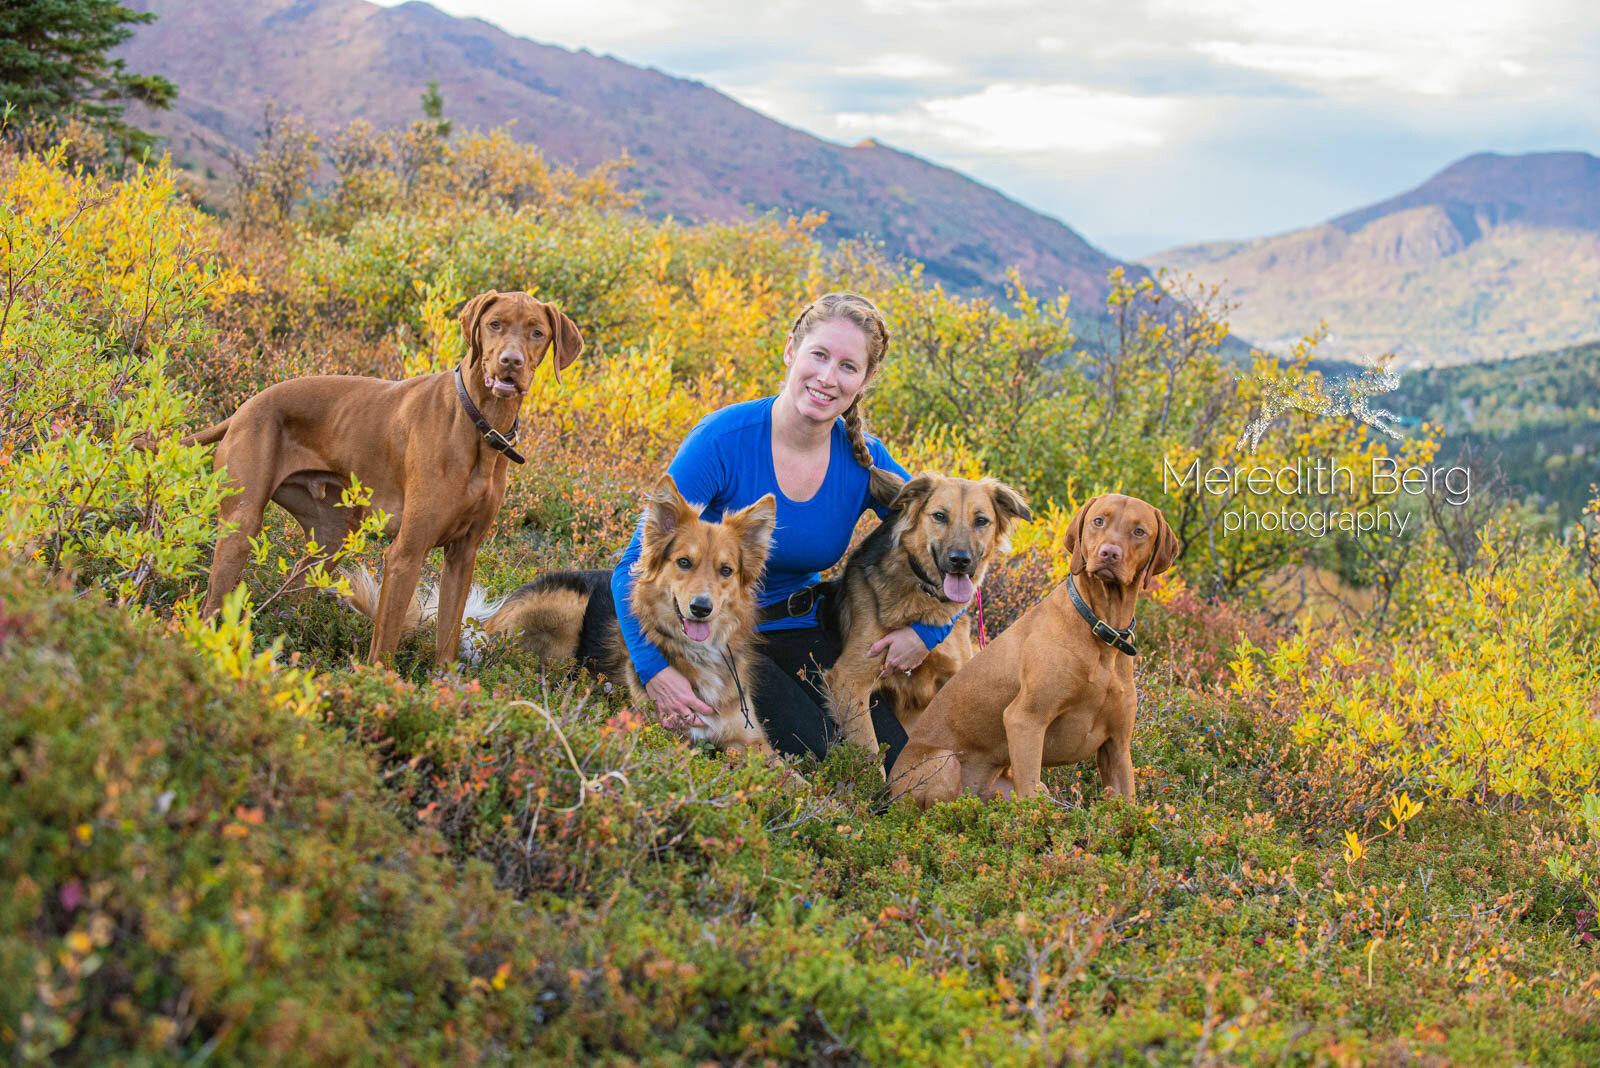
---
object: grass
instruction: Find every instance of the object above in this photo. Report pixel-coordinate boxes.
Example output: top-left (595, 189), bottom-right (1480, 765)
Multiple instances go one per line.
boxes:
top-left (4, 555), bottom-right (1597, 1064)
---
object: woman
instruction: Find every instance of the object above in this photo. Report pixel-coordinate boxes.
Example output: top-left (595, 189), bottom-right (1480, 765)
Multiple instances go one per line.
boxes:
top-left (610, 293), bottom-right (958, 765)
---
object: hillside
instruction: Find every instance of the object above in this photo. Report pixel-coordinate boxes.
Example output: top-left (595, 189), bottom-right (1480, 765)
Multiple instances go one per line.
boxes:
top-left (115, 0), bottom-right (1134, 308)
top-left (1146, 152), bottom-right (1600, 368)
top-left (1393, 339), bottom-right (1600, 519)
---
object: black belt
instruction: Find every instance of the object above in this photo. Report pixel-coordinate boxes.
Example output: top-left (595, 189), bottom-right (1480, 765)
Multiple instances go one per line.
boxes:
top-left (758, 583), bottom-right (821, 624)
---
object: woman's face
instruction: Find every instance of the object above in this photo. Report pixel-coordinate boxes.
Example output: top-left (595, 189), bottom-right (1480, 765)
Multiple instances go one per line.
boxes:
top-left (781, 317), bottom-right (872, 424)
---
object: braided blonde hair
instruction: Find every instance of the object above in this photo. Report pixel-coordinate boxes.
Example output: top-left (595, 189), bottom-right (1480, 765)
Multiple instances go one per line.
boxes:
top-left (787, 292), bottom-right (902, 505)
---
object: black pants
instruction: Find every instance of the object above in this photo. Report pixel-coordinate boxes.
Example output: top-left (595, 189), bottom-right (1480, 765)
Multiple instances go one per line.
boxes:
top-left (750, 622), bottom-right (908, 768)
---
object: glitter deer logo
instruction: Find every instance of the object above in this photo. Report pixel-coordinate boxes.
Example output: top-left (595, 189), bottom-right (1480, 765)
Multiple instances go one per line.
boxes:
top-left (1236, 362), bottom-right (1402, 452)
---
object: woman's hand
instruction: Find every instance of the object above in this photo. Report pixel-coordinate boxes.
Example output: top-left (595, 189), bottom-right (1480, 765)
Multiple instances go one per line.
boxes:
top-left (871, 627), bottom-right (929, 677)
top-left (644, 666), bottom-right (712, 732)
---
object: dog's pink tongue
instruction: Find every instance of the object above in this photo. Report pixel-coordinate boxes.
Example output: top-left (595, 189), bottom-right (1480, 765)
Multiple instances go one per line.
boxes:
top-left (683, 618), bottom-right (712, 642)
top-left (943, 573), bottom-right (975, 603)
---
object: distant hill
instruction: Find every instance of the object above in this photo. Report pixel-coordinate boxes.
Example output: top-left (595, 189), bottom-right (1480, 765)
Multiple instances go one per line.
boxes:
top-left (1145, 152), bottom-right (1600, 368)
top-left (116, 0), bottom-right (1137, 311)
top-left (1391, 339), bottom-right (1600, 520)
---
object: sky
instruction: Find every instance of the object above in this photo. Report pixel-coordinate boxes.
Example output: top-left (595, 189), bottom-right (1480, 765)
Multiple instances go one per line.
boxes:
top-left (378, 0), bottom-right (1600, 260)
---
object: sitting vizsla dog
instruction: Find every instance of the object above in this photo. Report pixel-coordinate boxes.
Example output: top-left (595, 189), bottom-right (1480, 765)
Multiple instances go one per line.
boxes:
top-left (888, 493), bottom-right (1178, 807)
top-left (187, 290), bottom-right (581, 666)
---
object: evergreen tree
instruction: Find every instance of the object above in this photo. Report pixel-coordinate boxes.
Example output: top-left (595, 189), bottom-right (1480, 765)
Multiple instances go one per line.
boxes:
top-left (420, 78), bottom-right (451, 140)
top-left (0, 0), bottom-right (176, 157)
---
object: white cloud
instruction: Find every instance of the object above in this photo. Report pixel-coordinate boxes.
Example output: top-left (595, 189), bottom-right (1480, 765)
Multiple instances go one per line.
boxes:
top-left (1168, 0), bottom-right (1557, 96)
top-left (860, 0), bottom-right (1036, 12)
top-left (413, 0), bottom-right (687, 49)
top-left (840, 54), bottom-right (957, 79)
top-left (1193, 41), bottom-right (1464, 94)
top-left (838, 83), bottom-right (1185, 154)
top-left (373, 0), bottom-right (1600, 254)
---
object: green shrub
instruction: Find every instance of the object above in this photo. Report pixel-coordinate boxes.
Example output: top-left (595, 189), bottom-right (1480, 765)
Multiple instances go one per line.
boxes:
top-left (0, 148), bottom-right (245, 608)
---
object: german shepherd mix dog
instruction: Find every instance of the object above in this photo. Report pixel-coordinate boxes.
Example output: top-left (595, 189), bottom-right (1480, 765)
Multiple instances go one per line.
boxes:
top-left (485, 476), bottom-right (778, 755)
top-left (820, 473), bottom-right (1031, 760)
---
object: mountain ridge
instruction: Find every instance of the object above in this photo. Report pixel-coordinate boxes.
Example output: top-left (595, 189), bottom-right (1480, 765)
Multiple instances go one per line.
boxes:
top-left (1330, 151), bottom-right (1600, 234)
top-left (116, 0), bottom-right (1136, 310)
top-left (1145, 150), bottom-right (1600, 367)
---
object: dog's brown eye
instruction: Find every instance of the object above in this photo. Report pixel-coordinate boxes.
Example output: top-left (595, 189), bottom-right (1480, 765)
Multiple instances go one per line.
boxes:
top-left (489, 321), bottom-right (502, 330)
top-left (974, 515), bottom-right (990, 527)
top-left (932, 511), bottom-right (948, 524)
top-left (676, 557), bottom-right (691, 569)
top-left (719, 565), bottom-right (733, 578)
top-left (1093, 517), bottom-right (1104, 527)
top-left (1134, 527), bottom-right (1146, 537)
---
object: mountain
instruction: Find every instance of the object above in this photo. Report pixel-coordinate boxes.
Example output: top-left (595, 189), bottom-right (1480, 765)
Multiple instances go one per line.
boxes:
top-left (115, 0), bottom-right (1135, 310)
top-left (1144, 152), bottom-right (1600, 368)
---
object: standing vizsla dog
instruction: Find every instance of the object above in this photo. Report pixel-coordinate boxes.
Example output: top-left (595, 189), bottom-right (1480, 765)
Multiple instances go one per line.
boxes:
top-left (189, 290), bottom-right (582, 666)
top-left (888, 493), bottom-right (1178, 807)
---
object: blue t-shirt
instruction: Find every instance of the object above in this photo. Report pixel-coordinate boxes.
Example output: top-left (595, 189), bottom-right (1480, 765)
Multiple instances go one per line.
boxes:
top-left (611, 395), bottom-right (957, 684)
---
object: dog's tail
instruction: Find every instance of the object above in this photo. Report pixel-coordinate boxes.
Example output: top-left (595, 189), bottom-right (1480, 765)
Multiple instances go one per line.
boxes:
top-left (181, 419), bottom-right (232, 447)
top-left (340, 565), bottom-right (426, 635)
top-left (338, 566), bottom-right (509, 662)
top-left (127, 417), bottom-right (230, 454)
top-left (481, 573), bottom-right (596, 664)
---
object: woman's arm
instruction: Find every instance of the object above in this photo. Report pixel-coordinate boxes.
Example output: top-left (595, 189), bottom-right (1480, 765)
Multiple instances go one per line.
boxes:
top-left (611, 415), bottom-right (730, 684)
top-left (909, 616), bottom-right (958, 650)
top-left (610, 531), bottom-right (669, 684)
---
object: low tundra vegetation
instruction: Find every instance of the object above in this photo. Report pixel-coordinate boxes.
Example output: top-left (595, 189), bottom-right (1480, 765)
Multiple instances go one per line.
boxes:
top-left (2, 115), bottom-right (1598, 1063)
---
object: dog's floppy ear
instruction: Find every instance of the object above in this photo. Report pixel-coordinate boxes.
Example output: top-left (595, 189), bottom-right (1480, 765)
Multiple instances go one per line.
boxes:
top-left (458, 290), bottom-right (500, 367)
top-left (889, 473), bottom-right (935, 515)
top-left (1063, 495), bottom-right (1100, 577)
top-left (1142, 505), bottom-right (1180, 589)
top-left (724, 493), bottom-right (777, 585)
top-left (983, 478), bottom-right (1033, 528)
top-left (544, 302), bottom-right (584, 384)
top-left (640, 474), bottom-right (698, 568)
top-left (868, 466), bottom-right (905, 510)
top-left (981, 478), bottom-right (1032, 554)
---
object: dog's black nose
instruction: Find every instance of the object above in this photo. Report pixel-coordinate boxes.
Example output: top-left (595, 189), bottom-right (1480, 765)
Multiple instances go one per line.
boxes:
top-left (688, 595), bottom-right (713, 619)
top-left (946, 549), bottom-right (972, 573)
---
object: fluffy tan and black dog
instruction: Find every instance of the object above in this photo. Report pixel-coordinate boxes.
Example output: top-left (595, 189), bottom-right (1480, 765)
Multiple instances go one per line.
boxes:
top-left (482, 476), bottom-right (778, 755)
top-left (820, 473), bottom-right (1031, 759)
top-left (888, 493), bottom-right (1178, 808)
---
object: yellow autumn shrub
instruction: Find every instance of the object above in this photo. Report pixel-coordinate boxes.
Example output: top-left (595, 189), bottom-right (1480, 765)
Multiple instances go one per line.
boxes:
top-left (1, 147), bottom-right (249, 606)
top-left (1236, 519), bottom-right (1600, 814)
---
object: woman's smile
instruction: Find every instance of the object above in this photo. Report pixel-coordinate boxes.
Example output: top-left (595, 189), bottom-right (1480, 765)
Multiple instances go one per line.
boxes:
top-left (783, 317), bottom-right (870, 423)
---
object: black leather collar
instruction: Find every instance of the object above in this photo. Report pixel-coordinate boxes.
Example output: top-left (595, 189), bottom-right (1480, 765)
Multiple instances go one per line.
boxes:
top-left (1067, 574), bottom-right (1138, 657)
top-left (454, 367), bottom-right (525, 464)
top-left (904, 548), bottom-right (948, 601)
